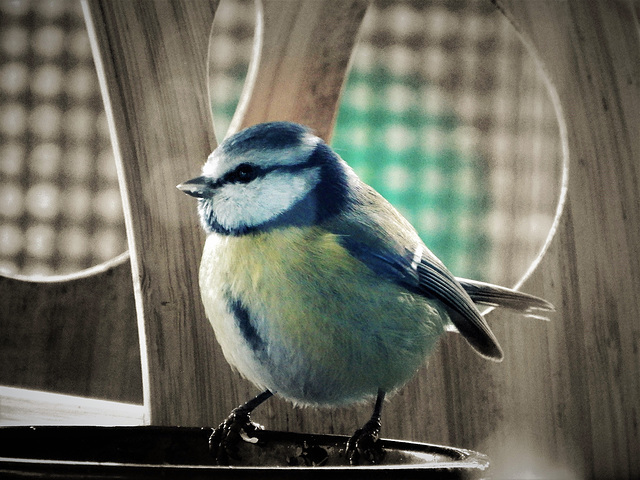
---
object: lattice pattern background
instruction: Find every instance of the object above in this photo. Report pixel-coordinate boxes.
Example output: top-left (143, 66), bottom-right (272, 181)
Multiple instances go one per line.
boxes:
top-left (1, 0), bottom-right (562, 285)
top-left (334, 1), bottom-right (562, 283)
top-left (0, 0), bottom-right (124, 276)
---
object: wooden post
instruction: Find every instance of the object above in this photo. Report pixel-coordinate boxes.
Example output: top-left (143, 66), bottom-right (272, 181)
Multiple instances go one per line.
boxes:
top-left (230, 0), bottom-right (369, 141)
top-left (84, 0), bottom-right (221, 426)
top-left (415, 1), bottom-right (639, 478)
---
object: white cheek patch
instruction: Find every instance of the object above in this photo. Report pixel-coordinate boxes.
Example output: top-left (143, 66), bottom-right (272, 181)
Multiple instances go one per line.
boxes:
top-left (211, 168), bottom-right (320, 230)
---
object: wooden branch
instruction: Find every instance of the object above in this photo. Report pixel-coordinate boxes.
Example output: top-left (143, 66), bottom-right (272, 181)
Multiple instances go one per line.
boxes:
top-left (230, 0), bottom-right (369, 141)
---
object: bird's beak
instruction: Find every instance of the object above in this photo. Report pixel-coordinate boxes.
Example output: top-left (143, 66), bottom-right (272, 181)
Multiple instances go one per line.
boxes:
top-left (176, 176), bottom-right (213, 198)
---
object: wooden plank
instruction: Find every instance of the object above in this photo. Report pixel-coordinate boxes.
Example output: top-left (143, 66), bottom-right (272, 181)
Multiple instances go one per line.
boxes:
top-left (0, 386), bottom-right (145, 426)
top-left (83, 0), bottom-right (222, 426)
top-left (0, 256), bottom-right (142, 404)
top-left (438, 1), bottom-right (640, 478)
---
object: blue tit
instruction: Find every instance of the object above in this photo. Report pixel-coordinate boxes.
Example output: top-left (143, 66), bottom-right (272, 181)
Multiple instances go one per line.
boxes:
top-left (178, 121), bottom-right (553, 464)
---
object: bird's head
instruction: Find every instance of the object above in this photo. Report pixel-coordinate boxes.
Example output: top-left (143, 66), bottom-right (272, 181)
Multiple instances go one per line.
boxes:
top-left (178, 122), bottom-right (351, 235)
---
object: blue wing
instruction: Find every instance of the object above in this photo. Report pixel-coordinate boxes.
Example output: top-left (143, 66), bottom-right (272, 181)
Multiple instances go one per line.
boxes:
top-left (337, 234), bottom-right (420, 289)
top-left (324, 183), bottom-right (504, 361)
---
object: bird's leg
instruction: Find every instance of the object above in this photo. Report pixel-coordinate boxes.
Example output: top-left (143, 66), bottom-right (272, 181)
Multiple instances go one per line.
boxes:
top-left (346, 389), bottom-right (386, 465)
top-left (209, 390), bottom-right (273, 464)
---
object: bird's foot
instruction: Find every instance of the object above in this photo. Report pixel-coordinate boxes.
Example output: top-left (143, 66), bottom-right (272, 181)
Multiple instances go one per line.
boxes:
top-left (209, 406), bottom-right (265, 465)
top-left (345, 417), bottom-right (385, 465)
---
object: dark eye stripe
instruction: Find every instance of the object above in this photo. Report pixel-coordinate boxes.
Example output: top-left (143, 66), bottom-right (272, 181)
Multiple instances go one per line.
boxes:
top-left (213, 153), bottom-right (323, 189)
top-left (224, 163), bottom-right (259, 184)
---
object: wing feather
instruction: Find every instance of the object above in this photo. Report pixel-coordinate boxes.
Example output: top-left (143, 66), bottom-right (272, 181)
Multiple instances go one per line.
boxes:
top-left (324, 180), bottom-right (503, 360)
top-left (416, 252), bottom-right (503, 360)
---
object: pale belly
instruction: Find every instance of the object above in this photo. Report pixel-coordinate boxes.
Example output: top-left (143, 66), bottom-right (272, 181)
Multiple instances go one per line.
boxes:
top-left (199, 227), bottom-right (446, 407)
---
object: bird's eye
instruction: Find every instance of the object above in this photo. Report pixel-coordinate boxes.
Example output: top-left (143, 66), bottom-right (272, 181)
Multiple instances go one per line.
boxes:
top-left (228, 163), bottom-right (258, 184)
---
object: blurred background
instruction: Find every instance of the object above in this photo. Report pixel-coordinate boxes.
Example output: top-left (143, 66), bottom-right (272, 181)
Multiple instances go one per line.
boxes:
top-left (0, 0), bottom-right (563, 286)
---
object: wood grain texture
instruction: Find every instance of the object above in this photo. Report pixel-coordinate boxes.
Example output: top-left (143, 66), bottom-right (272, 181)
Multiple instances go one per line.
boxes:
top-left (84, 0), bottom-right (221, 426)
top-left (495, 2), bottom-right (639, 478)
top-left (0, 256), bottom-right (141, 404)
top-left (229, 0), bottom-right (369, 141)
top-left (417, 1), bottom-right (639, 478)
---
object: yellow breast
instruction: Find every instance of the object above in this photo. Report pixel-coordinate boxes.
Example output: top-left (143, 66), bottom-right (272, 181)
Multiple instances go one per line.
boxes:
top-left (198, 226), bottom-right (444, 406)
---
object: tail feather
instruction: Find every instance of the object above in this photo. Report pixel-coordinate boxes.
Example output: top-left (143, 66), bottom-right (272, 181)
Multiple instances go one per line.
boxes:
top-left (457, 277), bottom-right (554, 318)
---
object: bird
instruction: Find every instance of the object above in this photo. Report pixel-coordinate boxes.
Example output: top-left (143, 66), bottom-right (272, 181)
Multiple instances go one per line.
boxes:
top-left (177, 121), bottom-right (553, 465)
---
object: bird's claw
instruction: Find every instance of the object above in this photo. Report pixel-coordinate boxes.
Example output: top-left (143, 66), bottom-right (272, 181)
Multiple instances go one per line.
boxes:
top-left (209, 407), bottom-right (264, 465)
top-left (345, 418), bottom-right (385, 465)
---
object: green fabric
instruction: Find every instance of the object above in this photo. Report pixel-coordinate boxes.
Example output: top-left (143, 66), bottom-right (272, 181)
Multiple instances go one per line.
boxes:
top-left (332, 67), bottom-right (490, 279)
